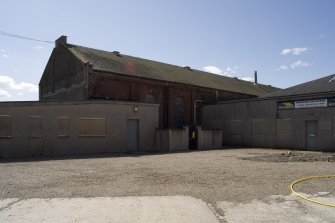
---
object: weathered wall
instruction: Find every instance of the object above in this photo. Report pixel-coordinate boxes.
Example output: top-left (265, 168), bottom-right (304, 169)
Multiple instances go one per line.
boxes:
top-left (89, 71), bottom-right (254, 128)
top-left (39, 42), bottom-right (257, 129)
top-left (39, 45), bottom-right (87, 100)
top-left (202, 97), bottom-right (335, 151)
top-left (0, 101), bottom-right (159, 158)
top-left (197, 127), bottom-right (222, 149)
top-left (156, 128), bottom-right (189, 151)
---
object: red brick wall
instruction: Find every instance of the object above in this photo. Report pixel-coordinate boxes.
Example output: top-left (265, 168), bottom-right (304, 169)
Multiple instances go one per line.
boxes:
top-left (89, 71), bottom-right (255, 128)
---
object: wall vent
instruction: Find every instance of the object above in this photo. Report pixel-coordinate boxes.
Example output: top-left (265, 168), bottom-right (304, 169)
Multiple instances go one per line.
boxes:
top-left (113, 51), bottom-right (121, 57)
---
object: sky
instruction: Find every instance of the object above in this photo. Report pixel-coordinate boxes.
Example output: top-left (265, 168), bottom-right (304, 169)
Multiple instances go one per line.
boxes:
top-left (0, 0), bottom-right (334, 101)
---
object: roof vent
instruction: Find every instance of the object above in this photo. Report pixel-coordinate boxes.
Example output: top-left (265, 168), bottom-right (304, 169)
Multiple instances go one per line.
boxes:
top-left (184, 66), bottom-right (191, 70)
top-left (113, 51), bottom-right (121, 57)
top-left (329, 76), bottom-right (335, 83)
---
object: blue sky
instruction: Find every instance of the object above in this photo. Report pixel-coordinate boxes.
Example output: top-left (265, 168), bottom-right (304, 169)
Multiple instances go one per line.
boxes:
top-left (0, 0), bottom-right (334, 101)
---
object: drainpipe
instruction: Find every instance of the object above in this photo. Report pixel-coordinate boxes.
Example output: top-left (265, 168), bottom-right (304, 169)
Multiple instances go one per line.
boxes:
top-left (193, 100), bottom-right (203, 125)
top-left (165, 83), bottom-right (169, 128)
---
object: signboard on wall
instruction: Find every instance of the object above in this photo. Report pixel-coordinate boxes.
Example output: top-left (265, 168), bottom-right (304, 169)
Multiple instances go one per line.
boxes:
top-left (295, 99), bottom-right (327, 109)
top-left (277, 97), bottom-right (335, 110)
top-left (328, 98), bottom-right (335, 107)
top-left (277, 101), bottom-right (294, 110)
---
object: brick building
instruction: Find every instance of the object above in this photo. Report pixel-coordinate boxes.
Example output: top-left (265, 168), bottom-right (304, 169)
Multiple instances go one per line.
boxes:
top-left (39, 36), bottom-right (278, 128)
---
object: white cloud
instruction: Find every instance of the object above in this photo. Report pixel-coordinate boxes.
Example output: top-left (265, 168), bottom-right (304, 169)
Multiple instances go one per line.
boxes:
top-left (0, 49), bottom-right (5, 52)
top-left (276, 65), bottom-right (289, 71)
top-left (34, 46), bottom-right (44, 50)
top-left (281, 47), bottom-right (309, 55)
top-left (2, 54), bottom-right (8, 58)
top-left (290, 60), bottom-right (313, 69)
top-left (0, 75), bottom-right (38, 92)
top-left (241, 77), bottom-right (254, 82)
top-left (17, 92), bottom-right (24, 96)
top-left (224, 67), bottom-right (238, 76)
top-left (203, 65), bottom-right (238, 77)
top-left (0, 90), bottom-right (11, 98)
top-left (203, 66), bottom-right (224, 75)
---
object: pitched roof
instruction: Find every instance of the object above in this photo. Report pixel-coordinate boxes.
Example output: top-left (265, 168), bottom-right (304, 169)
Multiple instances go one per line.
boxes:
top-left (263, 74), bottom-right (335, 98)
top-left (66, 44), bottom-right (279, 96)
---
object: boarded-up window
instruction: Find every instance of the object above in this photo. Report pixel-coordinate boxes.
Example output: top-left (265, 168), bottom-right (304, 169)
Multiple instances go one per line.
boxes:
top-left (78, 118), bottom-right (106, 137)
top-left (145, 94), bottom-right (156, 103)
top-left (211, 120), bottom-right (221, 129)
top-left (251, 119), bottom-right (265, 147)
top-left (276, 119), bottom-right (292, 135)
top-left (29, 116), bottom-right (42, 138)
top-left (175, 97), bottom-right (184, 128)
top-left (230, 120), bottom-right (242, 135)
top-left (58, 117), bottom-right (69, 137)
top-left (0, 115), bottom-right (11, 138)
top-left (251, 119), bottom-right (264, 135)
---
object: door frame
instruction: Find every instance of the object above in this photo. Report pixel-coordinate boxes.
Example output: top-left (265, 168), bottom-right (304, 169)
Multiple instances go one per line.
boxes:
top-left (127, 119), bottom-right (139, 152)
top-left (305, 120), bottom-right (318, 151)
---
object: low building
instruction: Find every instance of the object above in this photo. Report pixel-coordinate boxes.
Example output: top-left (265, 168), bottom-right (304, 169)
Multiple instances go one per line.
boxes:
top-left (0, 101), bottom-right (159, 158)
top-left (39, 36), bottom-right (278, 128)
top-left (202, 74), bottom-right (335, 151)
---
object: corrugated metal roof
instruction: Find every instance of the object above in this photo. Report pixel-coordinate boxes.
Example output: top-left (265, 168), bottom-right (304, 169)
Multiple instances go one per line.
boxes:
top-left (67, 44), bottom-right (279, 96)
top-left (263, 74), bottom-right (335, 98)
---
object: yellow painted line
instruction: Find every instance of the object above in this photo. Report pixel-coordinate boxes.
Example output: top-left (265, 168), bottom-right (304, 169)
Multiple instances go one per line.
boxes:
top-left (290, 175), bottom-right (335, 208)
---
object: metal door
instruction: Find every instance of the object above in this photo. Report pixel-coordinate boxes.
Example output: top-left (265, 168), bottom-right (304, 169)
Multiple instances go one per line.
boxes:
top-left (305, 121), bottom-right (318, 151)
top-left (127, 119), bottom-right (139, 152)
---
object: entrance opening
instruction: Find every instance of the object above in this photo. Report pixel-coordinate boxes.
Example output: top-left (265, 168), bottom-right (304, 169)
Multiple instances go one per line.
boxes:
top-left (189, 125), bottom-right (198, 150)
top-left (127, 119), bottom-right (139, 152)
top-left (305, 120), bottom-right (318, 151)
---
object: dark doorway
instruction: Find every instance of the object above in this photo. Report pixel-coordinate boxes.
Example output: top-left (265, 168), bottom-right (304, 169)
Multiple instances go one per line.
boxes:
top-left (127, 119), bottom-right (139, 152)
top-left (305, 120), bottom-right (318, 151)
top-left (189, 125), bottom-right (198, 150)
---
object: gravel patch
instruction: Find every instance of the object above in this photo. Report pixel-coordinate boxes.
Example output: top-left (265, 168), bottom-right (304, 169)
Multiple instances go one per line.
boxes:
top-left (0, 148), bottom-right (334, 219)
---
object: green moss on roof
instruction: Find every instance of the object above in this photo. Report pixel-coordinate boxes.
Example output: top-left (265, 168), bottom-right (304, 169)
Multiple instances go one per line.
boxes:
top-left (67, 44), bottom-right (279, 96)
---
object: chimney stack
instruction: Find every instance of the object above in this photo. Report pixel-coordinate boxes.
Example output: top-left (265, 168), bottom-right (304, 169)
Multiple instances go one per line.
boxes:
top-left (55, 35), bottom-right (67, 48)
top-left (254, 70), bottom-right (258, 85)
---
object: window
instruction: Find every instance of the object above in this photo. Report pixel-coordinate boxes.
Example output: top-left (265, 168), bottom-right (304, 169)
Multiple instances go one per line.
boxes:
top-left (145, 94), bottom-right (156, 103)
top-left (78, 118), bottom-right (106, 137)
top-left (175, 96), bottom-right (185, 128)
top-left (0, 115), bottom-right (11, 138)
top-left (58, 117), bottom-right (69, 137)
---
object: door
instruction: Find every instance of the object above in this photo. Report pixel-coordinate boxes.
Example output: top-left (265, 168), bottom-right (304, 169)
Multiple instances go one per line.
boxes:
top-left (127, 119), bottom-right (139, 152)
top-left (305, 121), bottom-right (318, 151)
top-left (189, 125), bottom-right (198, 150)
